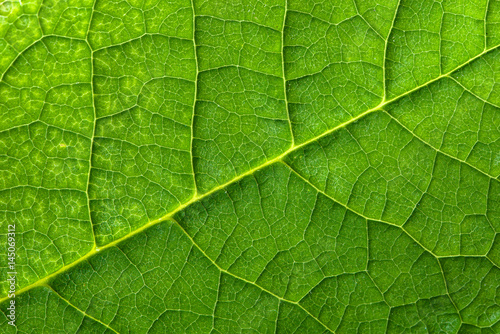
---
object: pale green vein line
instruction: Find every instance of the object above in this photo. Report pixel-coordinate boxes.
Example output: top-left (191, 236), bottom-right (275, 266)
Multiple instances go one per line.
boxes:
top-left (448, 75), bottom-right (500, 109)
top-left (0, 185), bottom-right (88, 193)
top-left (212, 271), bottom-right (222, 331)
top-left (35, 0), bottom-right (42, 36)
top-left (288, 60), bottom-right (384, 82)
top-left (190, 0), bottom-right (199, 198)
top-left (91, 34), bottom-right (193, 53)
top-left (365, 270), bottom-right (391, 314)
top-left (85, 0), bottom-right (98, 248)
top-left (352, 1), bottom-right (385, 41)
top-left (438, 2), bottom-right (445, 74)
top-left (287, 9), bottom-right (356, 30)
top-left (195, 15), bottom-right (281, 33)
top-left (0, 119), bottom-right (91, 138)
top-left (3, 42), bottom-right (500, 305)
top-left (458, 265), bottom-right (496, 314)
top-left (274, 299), bottom-right (282, 333)
top-left (169, 217), bottom-right (334, 333)
top-left (281, 0), bottom-right (295, 146)
top-left (462, 322), bottom-right (499, 329)
top-left (86, 0), bottom-right (97, 39)
top-left (438, 255), bottom-right (500, 270)
top-left (383, 108), bottom-right (498, 180)
top-left (485, 0), bottom-right (491, 51)
top-left (283, 159), bottom-right (500, 271)
top-left (486, 179), bottom-right (498, 233)
top-left (198, 64), bottom-right (282, 78)
top-left (382, 0), bottom-right (401, 101)
top-left (436, 259), bottom-right (464, 324)
top-left (281, 160), bottom-right (442, 257)
top-left (365, 214), bottom-right (370, 271)
top-left (0, 34), bottom-right (85, 82)
top-left (45, 284), bottom-right (120, 334)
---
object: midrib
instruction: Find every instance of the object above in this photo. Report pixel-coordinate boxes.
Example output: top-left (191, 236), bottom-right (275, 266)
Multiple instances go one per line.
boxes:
top-left (1, 39), bottom-right (499, 306)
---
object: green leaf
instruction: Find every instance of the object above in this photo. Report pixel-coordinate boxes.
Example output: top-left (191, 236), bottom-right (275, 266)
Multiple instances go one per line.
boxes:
top-left (1, 0), bottom-right (499, 332)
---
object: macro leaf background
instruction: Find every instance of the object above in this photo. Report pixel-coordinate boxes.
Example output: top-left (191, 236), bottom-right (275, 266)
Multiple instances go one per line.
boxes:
top-left (0, 0), bottom-right (499, 332)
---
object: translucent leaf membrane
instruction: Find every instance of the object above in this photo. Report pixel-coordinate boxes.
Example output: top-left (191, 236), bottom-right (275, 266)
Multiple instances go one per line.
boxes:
top-left (1, 0), bottom-right (499, 332)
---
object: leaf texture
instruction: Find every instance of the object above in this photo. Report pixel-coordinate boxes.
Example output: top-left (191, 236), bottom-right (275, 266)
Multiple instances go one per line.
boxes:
top-left (0, 0), bottom-right (499, 332)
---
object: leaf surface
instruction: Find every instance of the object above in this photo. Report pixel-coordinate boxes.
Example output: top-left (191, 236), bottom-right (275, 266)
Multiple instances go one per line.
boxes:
top-left (1, 0), bottom-right (499, 332)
